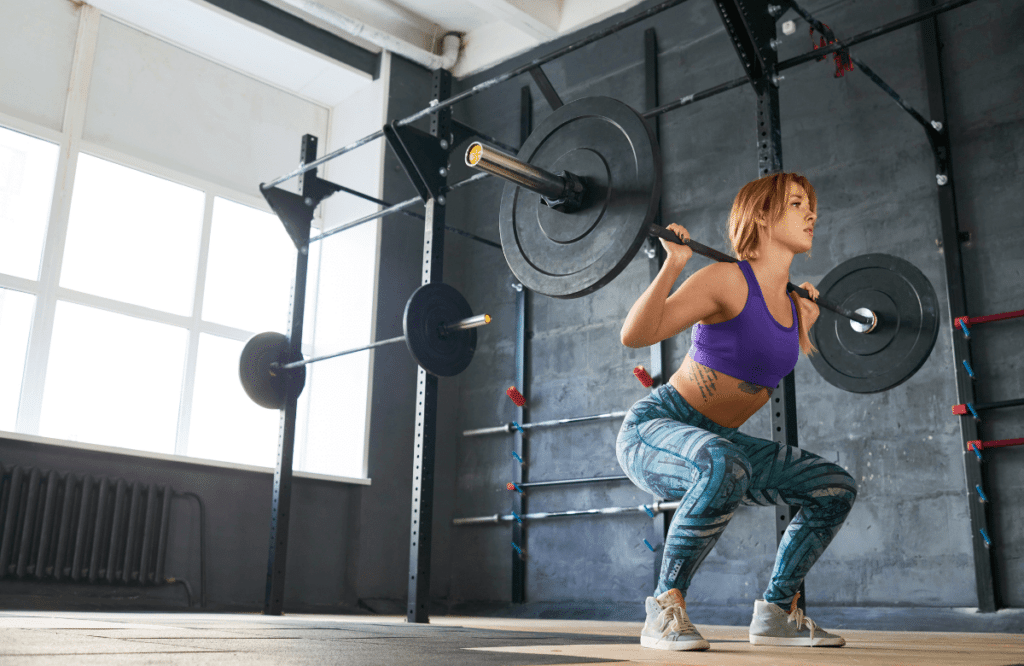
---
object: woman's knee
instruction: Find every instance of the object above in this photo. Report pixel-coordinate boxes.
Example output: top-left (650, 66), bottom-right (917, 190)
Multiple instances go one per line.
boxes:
top-left (817, 462), bottom-right (858, 513)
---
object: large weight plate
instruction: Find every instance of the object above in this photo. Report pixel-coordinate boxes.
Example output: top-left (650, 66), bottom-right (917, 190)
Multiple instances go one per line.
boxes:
top-left (809, 254), bottom-right (939, 393)
top-left (404, 282), bottom-right (477, 377)
top-left (499, 96), bottom-right (661, 299)
top-left (239, 332), bottom-right (306, 409)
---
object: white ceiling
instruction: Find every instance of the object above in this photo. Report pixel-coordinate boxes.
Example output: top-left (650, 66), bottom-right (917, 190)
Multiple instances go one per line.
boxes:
top-left (310, 0), bottom-right (650, 76)
top-left (86, 0), bottom-right (650, 107)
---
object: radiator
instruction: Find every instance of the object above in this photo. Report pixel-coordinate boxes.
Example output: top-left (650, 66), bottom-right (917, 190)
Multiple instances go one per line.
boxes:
top-left (0, 465), bottom-right (171, 585)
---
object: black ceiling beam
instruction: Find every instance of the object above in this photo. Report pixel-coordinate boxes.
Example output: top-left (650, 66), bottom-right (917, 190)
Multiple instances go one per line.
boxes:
top-left (200, 0), bottom-right (381, 79)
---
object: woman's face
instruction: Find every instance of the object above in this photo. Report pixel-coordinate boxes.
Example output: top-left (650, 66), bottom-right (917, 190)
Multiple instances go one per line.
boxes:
top-left (775, 182), bottom-right (817, 253)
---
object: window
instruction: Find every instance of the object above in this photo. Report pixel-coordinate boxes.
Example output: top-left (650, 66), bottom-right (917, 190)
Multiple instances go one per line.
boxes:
top-left (39, 302), bottom-right (187, 453)
top-left (203, 197), bottom-right (295, 332)
top-left (61, 154), bottom-right (205, 315)
top-left (0, 126), bottom-right (59, 280)
top-left (187, 333), bottom-right (281, 467)
top-left (0, 121), bottom-right (366, 477)
top-left (0, 289), bottom-right (35, 431)
top-left (0, 6), bottom-right (378, 482)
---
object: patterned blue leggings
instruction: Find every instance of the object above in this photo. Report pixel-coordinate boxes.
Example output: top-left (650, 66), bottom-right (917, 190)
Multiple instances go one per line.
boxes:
top-left (616, 384), bottom-right (857, 606)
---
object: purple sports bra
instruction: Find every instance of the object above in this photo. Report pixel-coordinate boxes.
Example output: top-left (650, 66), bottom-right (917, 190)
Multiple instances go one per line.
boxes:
top-left (689, 261), bottom-right (800, 388)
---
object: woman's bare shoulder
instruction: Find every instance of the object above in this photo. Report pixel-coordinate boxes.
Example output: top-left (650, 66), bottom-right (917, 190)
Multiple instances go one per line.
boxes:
top-left (696, 260), bottom-right (745, 291)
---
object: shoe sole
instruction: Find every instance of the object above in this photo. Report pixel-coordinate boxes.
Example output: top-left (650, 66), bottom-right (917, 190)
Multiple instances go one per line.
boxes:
top-left (749, 634), bottom-right (845, 647)
top-left (641, 635), bottom-right (710, 651)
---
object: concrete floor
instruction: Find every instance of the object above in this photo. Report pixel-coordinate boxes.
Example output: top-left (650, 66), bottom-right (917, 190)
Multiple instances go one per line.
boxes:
top-left (1, 611), bottom-right (1022, 665)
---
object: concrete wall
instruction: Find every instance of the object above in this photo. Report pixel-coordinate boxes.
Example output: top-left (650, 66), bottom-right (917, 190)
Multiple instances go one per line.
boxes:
top-left (439, 0), bottom-right (1024, 614)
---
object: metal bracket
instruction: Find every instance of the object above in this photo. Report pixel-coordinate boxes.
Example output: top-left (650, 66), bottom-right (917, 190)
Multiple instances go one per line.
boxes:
top-left (261, 134), bottom-right (343, 251)
top-left (715, 0), bottom-right (775, 80)
top-left (529, 65), bottom-right (564, 110)
top-left (383, 121), bottom-right (449, 203)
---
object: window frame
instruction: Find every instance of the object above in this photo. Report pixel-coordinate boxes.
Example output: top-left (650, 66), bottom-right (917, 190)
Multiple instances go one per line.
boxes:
top-left (0, 110), bottom-right (372, 486)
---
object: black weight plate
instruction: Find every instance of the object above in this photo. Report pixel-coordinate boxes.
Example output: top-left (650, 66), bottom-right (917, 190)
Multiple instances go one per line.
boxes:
top-left (809, 254), bottom-right (939, 393)
top-left (499, 96), bottom-right (661, 299)
top-left (403, 283), bottom-right (477, 377)
top-left (239, 332), bottom-right (306, 409)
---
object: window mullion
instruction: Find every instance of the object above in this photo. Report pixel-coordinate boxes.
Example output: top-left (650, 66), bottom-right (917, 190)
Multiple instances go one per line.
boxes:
top-left (174, 192), bottom-right (215, 456)
top-left (18, 6), bottom-right (101, 435)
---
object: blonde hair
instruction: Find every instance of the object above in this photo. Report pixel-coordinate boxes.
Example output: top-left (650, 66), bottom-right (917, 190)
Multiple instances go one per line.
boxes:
top-left (728, 172), bottom-right (818, 356)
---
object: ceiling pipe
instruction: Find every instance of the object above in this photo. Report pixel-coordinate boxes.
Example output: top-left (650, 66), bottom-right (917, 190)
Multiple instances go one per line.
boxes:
top-left (275, 0), bottom-right (461, 70)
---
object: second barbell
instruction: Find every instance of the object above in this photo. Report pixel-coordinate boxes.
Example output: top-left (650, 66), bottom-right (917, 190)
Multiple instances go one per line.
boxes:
top-left (240, 282), bottom-right (490, 409)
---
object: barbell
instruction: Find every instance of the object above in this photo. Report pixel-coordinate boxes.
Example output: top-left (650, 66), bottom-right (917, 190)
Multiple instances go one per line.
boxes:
top-left (239, 282), bottom-right (489, 409)
top-left (466, 96), bottom-right (939, 393)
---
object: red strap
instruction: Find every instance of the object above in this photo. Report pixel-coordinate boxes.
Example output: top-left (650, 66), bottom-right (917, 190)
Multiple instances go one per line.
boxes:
top-left (955, 309), bottom-right (1024, 329)
top-left (970, 437), bottom-right (1024, 451)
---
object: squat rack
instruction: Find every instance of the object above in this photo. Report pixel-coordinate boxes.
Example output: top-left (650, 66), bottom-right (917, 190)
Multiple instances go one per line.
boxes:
top-left (258, 0), bottom-right (995, 621)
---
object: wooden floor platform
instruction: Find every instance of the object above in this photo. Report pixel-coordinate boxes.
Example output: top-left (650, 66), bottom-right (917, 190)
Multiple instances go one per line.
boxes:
top-left (0, 611), bottom-right (1020, 665)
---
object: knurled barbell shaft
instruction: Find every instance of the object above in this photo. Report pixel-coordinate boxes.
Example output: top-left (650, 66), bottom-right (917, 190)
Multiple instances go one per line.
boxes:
top-left (469, 143), bottom-right (873, 329)
top-left (466, 142), bottom-right (567, 201)
top-left (276, 314), bottom-right (491, 370)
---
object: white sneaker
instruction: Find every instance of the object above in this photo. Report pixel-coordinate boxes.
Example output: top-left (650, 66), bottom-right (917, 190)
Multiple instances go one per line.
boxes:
top-left (639, 588), bottom-right (710, 651)
top-left (749, 594), bottom-right (845, 647)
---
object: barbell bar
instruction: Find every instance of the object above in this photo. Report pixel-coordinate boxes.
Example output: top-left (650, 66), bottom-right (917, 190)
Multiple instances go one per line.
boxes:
top-left (453, 500), bottom-right (682, 526)
top-left (466, 140), bottom-right (874, 329)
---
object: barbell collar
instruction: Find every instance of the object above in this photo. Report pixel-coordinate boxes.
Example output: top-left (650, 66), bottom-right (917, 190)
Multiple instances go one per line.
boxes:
top-left (276, 314), bottom-right (490, 370)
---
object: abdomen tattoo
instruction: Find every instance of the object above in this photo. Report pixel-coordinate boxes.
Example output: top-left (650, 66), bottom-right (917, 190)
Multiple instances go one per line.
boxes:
top-left (686, 363), bottom-right (719, 400)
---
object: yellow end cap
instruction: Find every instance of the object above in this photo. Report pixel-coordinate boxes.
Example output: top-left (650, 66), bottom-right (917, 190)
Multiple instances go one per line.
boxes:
top-left (484, 314), bottom-right (492, 324)
top-left (467, 143), bottom-right (483, 166)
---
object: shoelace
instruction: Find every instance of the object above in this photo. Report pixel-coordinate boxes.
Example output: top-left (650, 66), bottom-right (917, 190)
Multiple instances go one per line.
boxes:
top-left (658, 605), bottom-right (698, 638)
top-left (786, 606), bottom-right (819, 640)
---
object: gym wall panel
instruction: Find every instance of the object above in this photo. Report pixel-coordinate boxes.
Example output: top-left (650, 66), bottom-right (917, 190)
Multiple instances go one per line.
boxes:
top-left (0, 0), bottom-right (79, 132)
top-left (82, 16), bottom-right (329, 199)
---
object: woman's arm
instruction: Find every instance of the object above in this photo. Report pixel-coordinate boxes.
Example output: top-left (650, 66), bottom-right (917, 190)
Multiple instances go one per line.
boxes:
top-left (620, 258), bottom-right (688, 347)
top-left (621, 260), bottom-right (732, 348)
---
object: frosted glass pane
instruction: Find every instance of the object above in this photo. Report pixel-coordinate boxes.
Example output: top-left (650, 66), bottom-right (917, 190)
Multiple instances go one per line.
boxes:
top-left (0, 289), bottom-right (35, 431)
top-left (297, 354), bottom-right (369, 479)
top-left (40, 302), bottom-right (186, 453)
top-left (187, 334), bottom-right (280, 467)
top-left (203, 197), bottom-right (295, 332)
top-left (61, 154), bottom-right (204, 315)
top-left (0, 126), bottom-right (59, 279)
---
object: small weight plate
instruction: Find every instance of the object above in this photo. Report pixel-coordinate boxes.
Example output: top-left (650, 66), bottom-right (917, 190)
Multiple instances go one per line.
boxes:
top-left (403, 283), bottom-right (477, 377)
top-left (809, 254), bottom-right (939, 393)
top-left (239, 332), bottom-right (306, 409)
top-left (499, 96), bottom-right (661, 299)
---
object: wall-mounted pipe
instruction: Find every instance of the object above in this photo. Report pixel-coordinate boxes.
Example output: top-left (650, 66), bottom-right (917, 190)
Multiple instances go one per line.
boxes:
top-left (276, 0), bottom-right (461, 71)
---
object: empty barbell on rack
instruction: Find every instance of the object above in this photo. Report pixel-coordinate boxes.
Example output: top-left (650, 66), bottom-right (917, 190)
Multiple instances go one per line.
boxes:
top-left (239, 283), bottom-right (490, 409)
top-left (466, 95), bottom-right (940, 393)
top-left (453, 500), bottom-right (682, 526)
